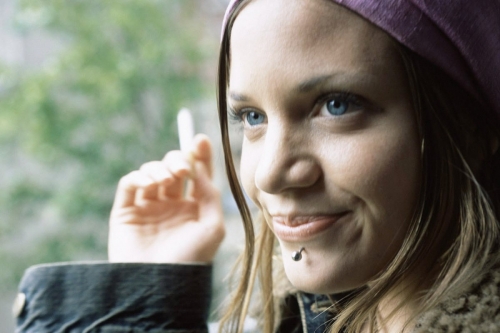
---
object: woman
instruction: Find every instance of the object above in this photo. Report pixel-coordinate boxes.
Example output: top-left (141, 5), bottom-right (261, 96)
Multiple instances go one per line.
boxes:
top-left (16, 0), bottom-right (500, 332)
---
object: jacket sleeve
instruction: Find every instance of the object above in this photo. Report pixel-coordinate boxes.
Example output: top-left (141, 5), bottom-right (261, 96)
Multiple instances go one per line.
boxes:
top-left (15, 262), bottom-right (212, 333)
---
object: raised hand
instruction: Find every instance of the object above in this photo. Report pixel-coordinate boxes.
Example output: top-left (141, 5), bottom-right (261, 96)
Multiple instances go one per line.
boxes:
top-left (108, 134), bottom-right (224, 263)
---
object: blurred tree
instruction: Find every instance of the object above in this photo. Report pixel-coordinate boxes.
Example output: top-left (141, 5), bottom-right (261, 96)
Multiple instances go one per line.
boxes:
top-left (0, 0), bottom-right (214, 289)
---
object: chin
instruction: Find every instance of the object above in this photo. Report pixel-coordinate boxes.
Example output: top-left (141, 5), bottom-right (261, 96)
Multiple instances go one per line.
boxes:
top-left (282, 259), bottom-right (366, 295)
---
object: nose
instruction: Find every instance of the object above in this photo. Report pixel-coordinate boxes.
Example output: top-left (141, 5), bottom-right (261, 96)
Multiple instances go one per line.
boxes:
top-left (254, 123), bottom-right (322, 194)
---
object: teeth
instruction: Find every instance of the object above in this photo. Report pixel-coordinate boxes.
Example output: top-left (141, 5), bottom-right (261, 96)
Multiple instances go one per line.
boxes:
top-left (280, 216), bottom-right (313, 226)
top-left (273, 213), bottom-right (347, 227)
top-left (288, 217), bottom-right (308, 226)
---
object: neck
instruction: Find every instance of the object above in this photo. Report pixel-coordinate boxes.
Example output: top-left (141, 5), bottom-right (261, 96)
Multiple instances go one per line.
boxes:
top-left (373, 271), bottom-right (432, 333)
top-left (375, 298), bottom-right (416, 333)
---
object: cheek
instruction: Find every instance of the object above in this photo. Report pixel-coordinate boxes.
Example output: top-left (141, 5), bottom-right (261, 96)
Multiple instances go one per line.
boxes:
top-left (375, 138), bottom-right (420, 209)
top-left (327, 129), bottom-right (421, 222)
top-left (239, 139), bottom-right (259, 204)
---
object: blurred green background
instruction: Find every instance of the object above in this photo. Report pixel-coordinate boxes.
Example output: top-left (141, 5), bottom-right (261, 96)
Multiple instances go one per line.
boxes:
top-left (0, 0), bottom-right (233, 328)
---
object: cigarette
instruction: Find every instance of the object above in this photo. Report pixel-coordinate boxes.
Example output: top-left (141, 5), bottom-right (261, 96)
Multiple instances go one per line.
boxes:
top-left (177, 108), bottom-right (195, 153)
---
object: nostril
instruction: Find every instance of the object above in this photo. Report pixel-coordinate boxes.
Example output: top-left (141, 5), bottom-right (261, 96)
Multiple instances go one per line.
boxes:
top-left (256, 157), bottom-right (322, 194)
top-left (287, 159), bottom-right (321, 186)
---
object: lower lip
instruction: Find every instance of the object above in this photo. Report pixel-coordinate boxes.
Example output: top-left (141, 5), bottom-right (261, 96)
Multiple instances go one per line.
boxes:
top-left (272, 213), bottom-right (348, 242)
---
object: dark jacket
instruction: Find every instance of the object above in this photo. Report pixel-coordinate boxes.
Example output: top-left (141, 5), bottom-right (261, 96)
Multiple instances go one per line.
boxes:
top-left (14, 262), bottom-right (500, 332)
top-left (15, 263), bottom-right (212, 333)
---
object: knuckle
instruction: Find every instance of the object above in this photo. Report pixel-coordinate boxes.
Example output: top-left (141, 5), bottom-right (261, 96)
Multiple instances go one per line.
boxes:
top-left (163, 150), bottom-right (182, 162)
top-left (140, 161), bottom-right (160, 171)
top-left (118, 171), bottom-right (137, 187)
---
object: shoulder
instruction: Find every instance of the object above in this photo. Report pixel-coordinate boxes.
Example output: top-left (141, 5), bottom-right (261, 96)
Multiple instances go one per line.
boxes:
top-left (414, 268), bottom-right (500, 333)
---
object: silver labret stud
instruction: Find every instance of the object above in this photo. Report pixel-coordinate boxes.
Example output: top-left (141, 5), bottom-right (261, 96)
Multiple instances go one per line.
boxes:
top-left (291, 247), bottom-right (305, 261)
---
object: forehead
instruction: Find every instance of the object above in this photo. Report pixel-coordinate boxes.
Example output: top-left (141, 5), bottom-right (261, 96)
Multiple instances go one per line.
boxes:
top-left (229, 0), bottom-right (399, 89)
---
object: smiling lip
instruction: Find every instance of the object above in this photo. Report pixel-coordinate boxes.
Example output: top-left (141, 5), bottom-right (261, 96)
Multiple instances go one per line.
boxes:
top-left (272, 213), bottom-right (349, 242)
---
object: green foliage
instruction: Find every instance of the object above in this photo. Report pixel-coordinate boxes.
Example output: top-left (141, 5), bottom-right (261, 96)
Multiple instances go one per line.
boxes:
top-left (0, 0), bottom-right (213, 289)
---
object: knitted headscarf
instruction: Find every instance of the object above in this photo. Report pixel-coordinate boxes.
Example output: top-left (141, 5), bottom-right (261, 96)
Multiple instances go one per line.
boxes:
top-left (223, 0), bottom-right (500, 119)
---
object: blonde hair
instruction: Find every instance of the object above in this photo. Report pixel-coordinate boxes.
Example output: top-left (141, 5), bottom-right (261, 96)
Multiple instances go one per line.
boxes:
top-left (216, 1), bottom-right (500, 332)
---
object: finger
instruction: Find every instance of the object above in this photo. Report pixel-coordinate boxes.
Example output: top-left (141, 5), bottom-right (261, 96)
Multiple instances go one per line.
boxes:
top-left (113, 170), bottom-right (155, 209)
top-left (162, 150), bottom-right (192, 199)
top-left (138, 185), bottom-right (160, 201)
top-left (139, 161), bottom-right (172, 200)
top-left (162, 150), bottom-right (192, 178)
top-left (190, 160), bottom-right (225, 247)
top-left (190, 157), bottom-right (223, 227)
top-left (186, 134), bottom-right (214, 198)
top-left (157, 184), bottom-right (169, 201)
top-left (191, 134), bottom-right (213, 179)
top-left (139, 161), bottom-right (171, 182)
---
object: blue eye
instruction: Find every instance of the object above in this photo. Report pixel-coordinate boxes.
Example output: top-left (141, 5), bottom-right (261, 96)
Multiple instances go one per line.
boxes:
top-left (326, 99), bottom-right (348, 115)
top-left (246, 111), bottom-right (265, 126)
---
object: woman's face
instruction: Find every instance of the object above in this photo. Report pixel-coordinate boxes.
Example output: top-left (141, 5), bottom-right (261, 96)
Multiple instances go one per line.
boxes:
top-left (229, 0), bottom-right (421, 294)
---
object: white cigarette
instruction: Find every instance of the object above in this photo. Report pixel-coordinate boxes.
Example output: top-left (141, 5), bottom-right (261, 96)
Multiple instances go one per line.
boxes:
top-left (177, 108), bottom-right (195, 153)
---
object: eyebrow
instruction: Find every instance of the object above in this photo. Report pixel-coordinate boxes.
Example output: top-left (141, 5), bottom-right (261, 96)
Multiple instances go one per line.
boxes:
top-left (295, 74), bottom-right (337, 93)
top-left (228, 72), bottom-right (366, 101)
top-left (228, 92), bottom-right (250, 102)
top-left (295, 73), bottom-right (364, 93)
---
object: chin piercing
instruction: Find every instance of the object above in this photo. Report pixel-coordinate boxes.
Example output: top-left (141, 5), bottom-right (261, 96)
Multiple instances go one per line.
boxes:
top-left (291, 247), bottom-right (305, 261)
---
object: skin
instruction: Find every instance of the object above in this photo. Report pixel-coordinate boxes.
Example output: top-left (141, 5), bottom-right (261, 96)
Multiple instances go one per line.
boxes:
top-left (229, 0), bottom-right (421, 294)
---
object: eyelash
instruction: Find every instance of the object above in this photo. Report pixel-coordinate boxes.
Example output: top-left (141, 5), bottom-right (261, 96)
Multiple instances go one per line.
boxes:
top-left (228, 106), bottom-right (247, 124)
top-left (316, 91), bottom-right (365, 114)
top-left (228, 91), bottom-right (368, 125)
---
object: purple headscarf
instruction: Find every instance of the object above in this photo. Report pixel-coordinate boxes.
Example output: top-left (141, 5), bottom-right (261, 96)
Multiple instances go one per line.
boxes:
top-left (223, 0), bottom-right (500, 118)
